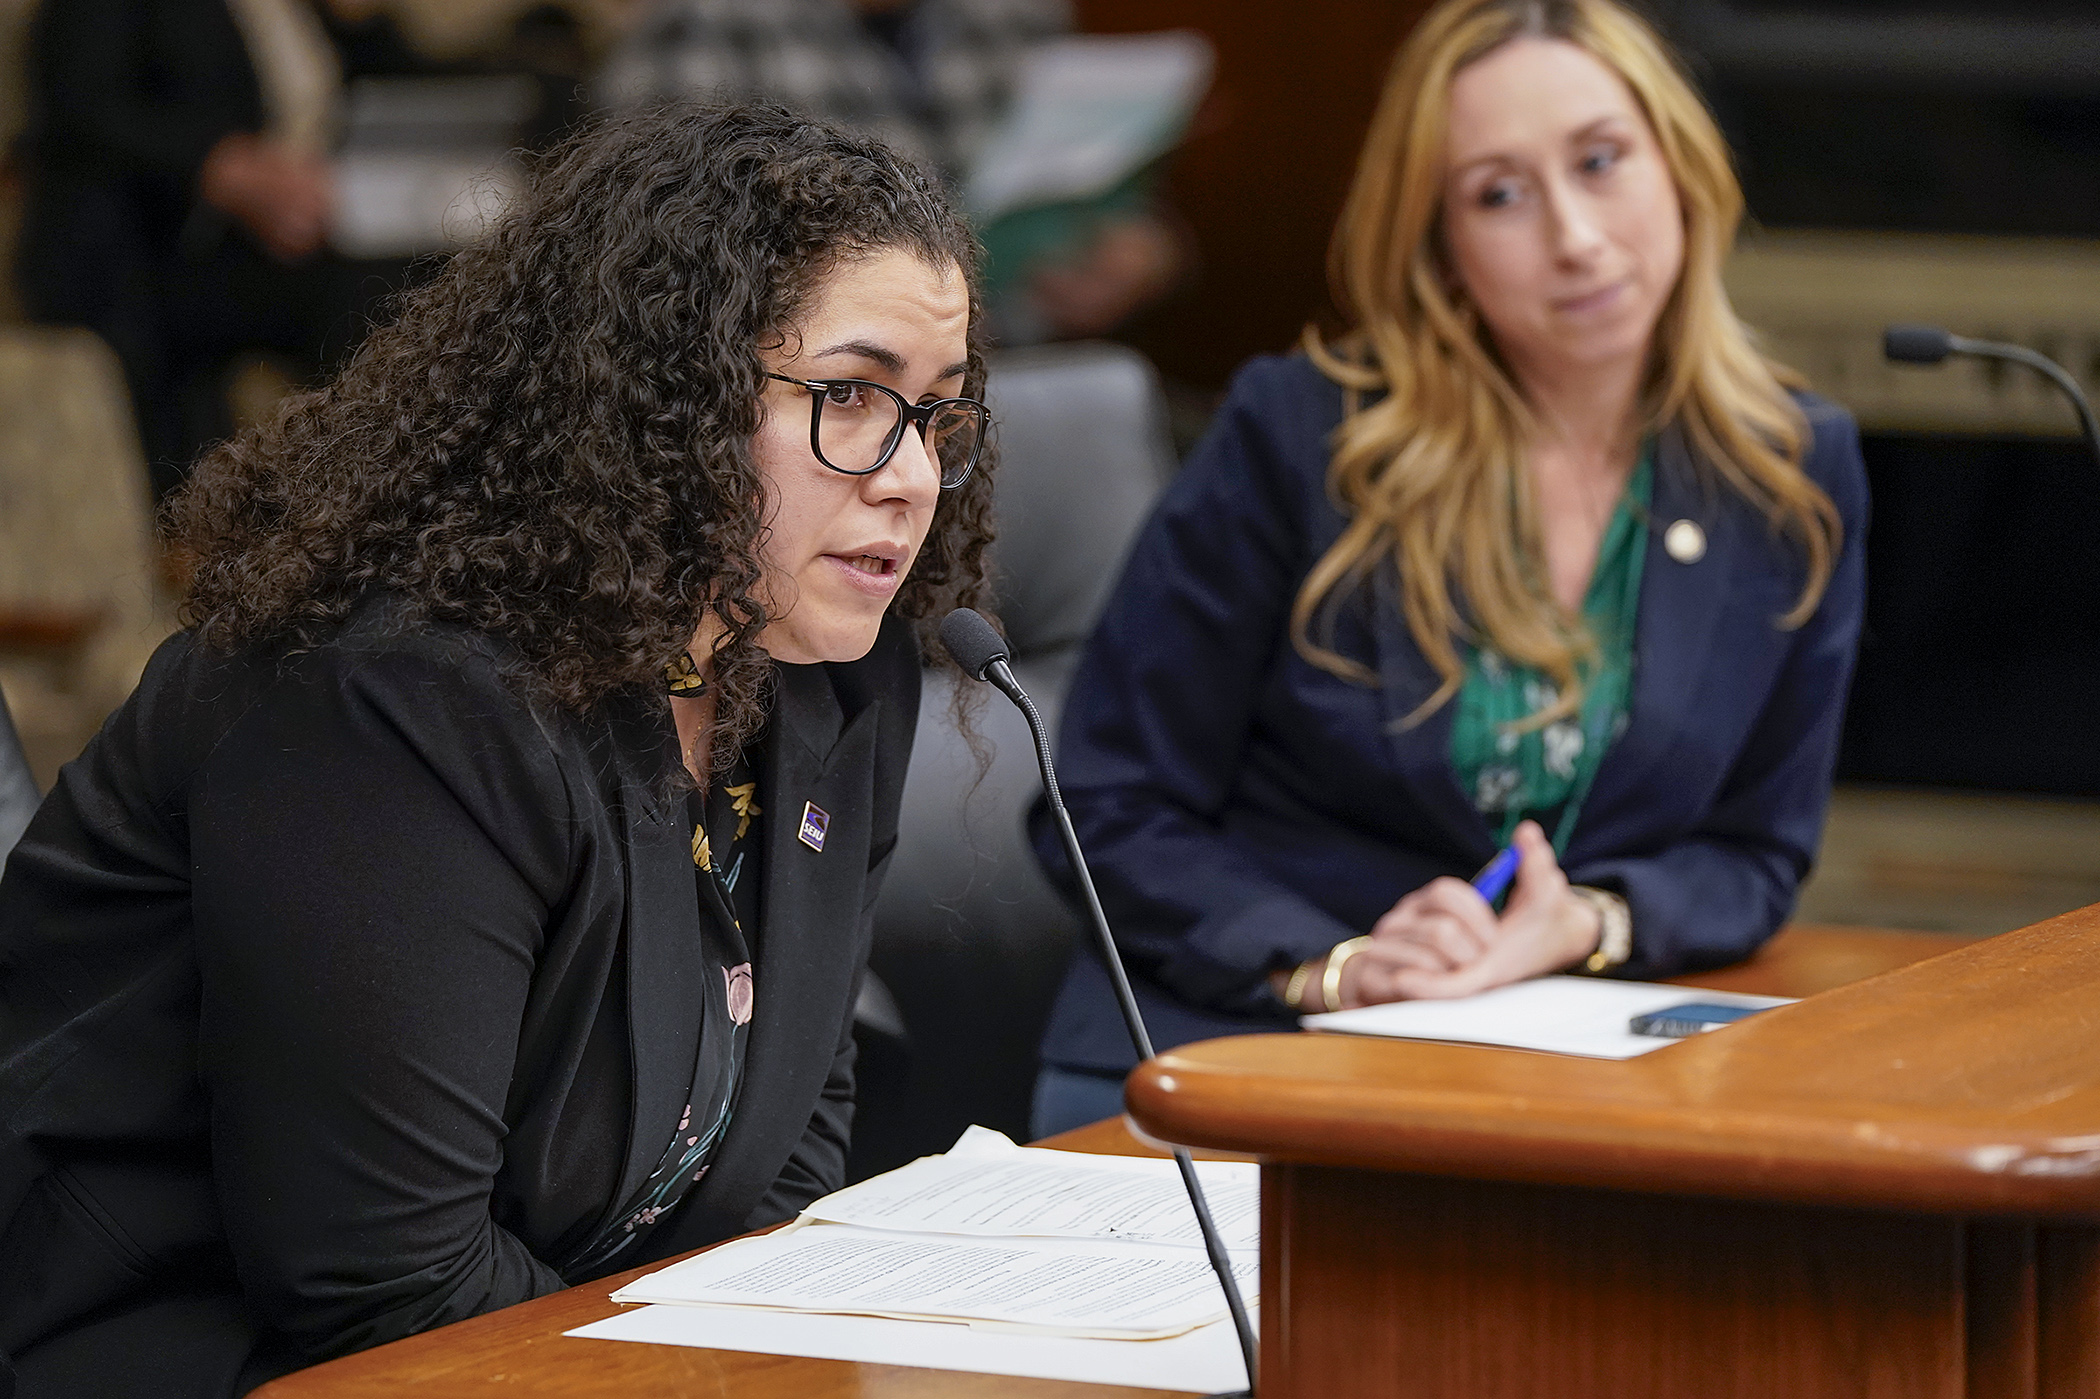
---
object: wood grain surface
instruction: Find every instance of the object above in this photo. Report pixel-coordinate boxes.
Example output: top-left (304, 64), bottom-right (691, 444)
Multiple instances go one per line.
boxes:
top-left (1127, 917), bottom-right (2100, 1216)
top-left (1967, 1222), bottom-right (2040, 1398)
top-left (1208, 922), bottom-right (2100, 1399)
top-left (1259, 1160), bottom-right (1972, 1399)
top-left (1665, 921), bottom-right (1981, 998)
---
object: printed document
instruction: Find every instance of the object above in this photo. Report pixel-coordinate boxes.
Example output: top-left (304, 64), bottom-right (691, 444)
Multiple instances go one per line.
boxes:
top-left (571, 1302), bottom-right (1243, 1386)
top-left (601, 1127), bottom-right (1255, 1342)
top-left (800, 1129), bottom-right (1256, 1251)
top-left (568, 1306), bottom-right (1250, 1392)
top-left (611, 1222), bottom-right (1256, 1339)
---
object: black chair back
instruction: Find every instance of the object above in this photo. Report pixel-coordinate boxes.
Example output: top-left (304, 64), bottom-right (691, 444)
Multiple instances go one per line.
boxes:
top-left (0, 688), bottom-right (36, 859)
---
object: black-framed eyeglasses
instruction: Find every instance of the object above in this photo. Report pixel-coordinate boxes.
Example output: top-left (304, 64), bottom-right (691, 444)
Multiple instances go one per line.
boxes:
top-left (766, 373), bottom-right (988, 490)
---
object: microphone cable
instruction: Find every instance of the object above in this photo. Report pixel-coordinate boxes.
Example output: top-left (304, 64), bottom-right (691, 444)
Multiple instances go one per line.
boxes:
top-left (939, 606), bottom-right (1258, 1399)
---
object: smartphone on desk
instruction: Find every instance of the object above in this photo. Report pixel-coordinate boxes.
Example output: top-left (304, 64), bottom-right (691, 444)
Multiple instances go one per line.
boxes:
top-left (1628, 1002), bottom-right (1768, 1039)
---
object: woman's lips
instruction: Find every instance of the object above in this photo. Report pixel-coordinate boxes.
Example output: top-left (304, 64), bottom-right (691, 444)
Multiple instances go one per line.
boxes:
top-left (821, 551), bottom-right (905, 597)
top-left (1554, 279), bottom-right (1630, 317)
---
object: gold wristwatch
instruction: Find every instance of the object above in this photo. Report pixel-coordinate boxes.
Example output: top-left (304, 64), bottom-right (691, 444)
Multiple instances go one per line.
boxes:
top-left (1568, 885), bottom-right (1632, 973)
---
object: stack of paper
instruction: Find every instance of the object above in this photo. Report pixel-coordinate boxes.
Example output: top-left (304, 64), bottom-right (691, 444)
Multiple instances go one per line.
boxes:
top-left (605, 1127), bottom-right (1255, 1338)
top-left (568, 1127), bottom-right (1256, 1389)
top-left (612, 1224), bottom-right (1247, 1339)
top-left (798, 1129), bottom-right (1255, 1250)
top-left (570, 1306), bottom-right (1250, 1390)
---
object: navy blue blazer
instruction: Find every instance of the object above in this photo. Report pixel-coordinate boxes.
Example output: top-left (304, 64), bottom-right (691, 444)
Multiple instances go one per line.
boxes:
top-left (1033, 352), bottom-right (1868, 1073)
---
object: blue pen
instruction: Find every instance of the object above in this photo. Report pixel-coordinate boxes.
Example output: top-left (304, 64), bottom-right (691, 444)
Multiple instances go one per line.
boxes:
top-left (1471, 844), bottom-right (1520, 904)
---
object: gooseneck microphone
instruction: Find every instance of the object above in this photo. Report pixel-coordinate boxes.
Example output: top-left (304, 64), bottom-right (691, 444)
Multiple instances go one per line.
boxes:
top-left (938, 607), bottom-right (1257, 1399)
top-left (1884, 324), bottom-right (2100, 471)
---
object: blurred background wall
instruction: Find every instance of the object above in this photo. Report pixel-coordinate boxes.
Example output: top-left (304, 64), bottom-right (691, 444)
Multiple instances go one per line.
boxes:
top-left (1070, 0), bottom-right (1433, 390)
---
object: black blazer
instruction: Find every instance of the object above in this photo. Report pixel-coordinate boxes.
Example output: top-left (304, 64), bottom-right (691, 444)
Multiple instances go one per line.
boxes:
top-left (0, 598), bottom-right (919, 1396)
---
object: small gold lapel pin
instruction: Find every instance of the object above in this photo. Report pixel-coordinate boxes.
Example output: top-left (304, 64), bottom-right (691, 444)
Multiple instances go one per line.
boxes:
top-left (1663, 518), bottom-right (1707, 564)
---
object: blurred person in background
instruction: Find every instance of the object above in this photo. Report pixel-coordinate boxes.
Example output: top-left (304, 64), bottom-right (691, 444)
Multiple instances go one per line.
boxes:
top-left (14, 0), bottom-right (424, 508)
top-left (597, 0), bottom-right (1183, 342)
top-left (1029, 0), bottom-right (1867, 1136)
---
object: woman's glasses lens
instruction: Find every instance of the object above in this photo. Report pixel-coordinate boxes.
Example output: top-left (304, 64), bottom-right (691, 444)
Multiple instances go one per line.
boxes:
top-left (927, 403), bottom-right (985, 489)
top-left (813, 381), bottom-right (902, 474)
top-left (809, 379), bottom-right (985, 488)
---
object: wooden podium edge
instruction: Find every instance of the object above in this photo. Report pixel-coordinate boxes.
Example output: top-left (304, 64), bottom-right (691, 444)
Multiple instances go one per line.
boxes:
top-left (1127, 917), bottom-right (2100, 1219)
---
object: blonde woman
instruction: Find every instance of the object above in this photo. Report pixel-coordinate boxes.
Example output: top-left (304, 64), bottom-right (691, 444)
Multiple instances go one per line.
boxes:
top-left (1028, 0), bottom-right (1864, 1137)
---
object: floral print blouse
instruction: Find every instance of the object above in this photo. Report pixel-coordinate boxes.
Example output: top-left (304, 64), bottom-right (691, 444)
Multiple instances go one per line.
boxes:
top-left (555, 753), bottom-right (761, 1276)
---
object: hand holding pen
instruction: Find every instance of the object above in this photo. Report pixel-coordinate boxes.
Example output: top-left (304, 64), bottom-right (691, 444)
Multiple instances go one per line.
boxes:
top-left (1471, 842), bottom-right (1522, 904)
top-left (1315, 822), bottom-right (1604, 1009)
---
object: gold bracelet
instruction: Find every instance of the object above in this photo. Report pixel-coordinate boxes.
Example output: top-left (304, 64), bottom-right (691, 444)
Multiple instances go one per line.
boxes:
top-left (1320, 936), bottom-right (1372, 1013)
top-left (1282, 959), bottom-right (1318, 1013)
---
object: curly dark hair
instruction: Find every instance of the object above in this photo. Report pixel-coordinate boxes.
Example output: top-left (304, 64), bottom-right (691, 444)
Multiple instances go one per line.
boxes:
top-left (171, 102), bottom-right (995, 771)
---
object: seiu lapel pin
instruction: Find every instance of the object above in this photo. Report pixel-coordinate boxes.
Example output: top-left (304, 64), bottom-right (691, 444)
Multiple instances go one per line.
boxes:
top-left (797, 801), bottom-right (830, 852)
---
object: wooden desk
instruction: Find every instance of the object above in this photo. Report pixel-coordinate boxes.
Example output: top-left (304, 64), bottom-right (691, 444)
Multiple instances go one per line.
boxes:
top-left (1129, 913), bottom-right (2098, 1398)
top-left (253, 923), bottom-right (1973, 1397)
top-left (1667, 921), bottom-right (1981, 999)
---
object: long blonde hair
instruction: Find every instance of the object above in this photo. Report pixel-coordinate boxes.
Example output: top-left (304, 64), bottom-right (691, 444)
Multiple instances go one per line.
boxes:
top-left (1296, 0), bottom-right (1840, 723)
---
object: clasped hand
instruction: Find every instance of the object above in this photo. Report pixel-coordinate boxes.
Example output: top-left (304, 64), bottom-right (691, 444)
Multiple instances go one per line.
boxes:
top-left (1327, 821), bottom-right (1601, 1008)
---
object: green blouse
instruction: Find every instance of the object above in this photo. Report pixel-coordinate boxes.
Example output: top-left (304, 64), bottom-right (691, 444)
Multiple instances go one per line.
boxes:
top-left (1449, 449), bottom-right (1653, 855)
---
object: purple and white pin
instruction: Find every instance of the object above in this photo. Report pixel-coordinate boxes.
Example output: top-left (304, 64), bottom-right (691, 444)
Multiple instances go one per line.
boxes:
top-left (797, 801), bottom-right (829, 852)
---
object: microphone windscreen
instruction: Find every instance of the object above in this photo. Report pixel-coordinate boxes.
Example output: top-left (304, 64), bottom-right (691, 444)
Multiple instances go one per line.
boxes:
top-left (938, 608), bottom-right (1010, 680)
top-left (1885, 324), bottom-right (1955, 364)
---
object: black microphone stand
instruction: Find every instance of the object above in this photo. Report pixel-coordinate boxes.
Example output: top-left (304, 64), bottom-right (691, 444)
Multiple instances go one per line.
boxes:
top-left (1884, 323), bottom-right (2100, 471)
top-left (940, 609), bottom-right (1257, 1399)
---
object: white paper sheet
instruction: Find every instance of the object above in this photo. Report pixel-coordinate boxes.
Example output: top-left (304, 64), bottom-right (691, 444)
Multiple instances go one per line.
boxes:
top-left (611, 1222), bottom-right (1257, 1339)
top-left (567, 1304), bottom-right (1249, 1392)
top-left (1299, 975), bottom-right (1795, 1058)
top-left (802, 1132), bottom-right (1257, 1251)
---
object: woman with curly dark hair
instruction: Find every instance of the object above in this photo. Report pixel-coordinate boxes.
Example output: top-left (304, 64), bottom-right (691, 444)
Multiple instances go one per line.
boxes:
top-left (0, 102), bottom-right (994, 1397)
